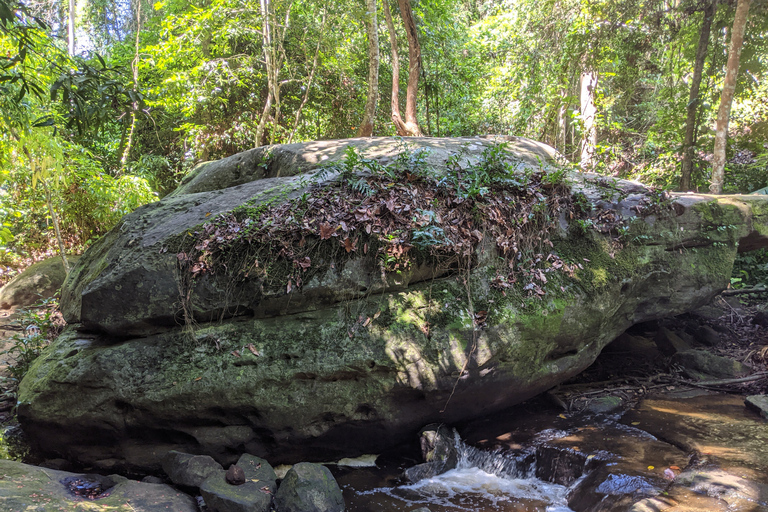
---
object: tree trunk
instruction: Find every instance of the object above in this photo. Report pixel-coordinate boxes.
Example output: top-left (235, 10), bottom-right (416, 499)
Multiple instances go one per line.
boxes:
top-left (43, 182), bottom-right (69, 274)
top-left (288, 5), bottom-right (326, 143)
top-left (382, 0), bottom-right (408, 136)
top-left (68, 0), bottom-right (75, 55)
top-left (121, 0), bottom-right (142, 171)
top-left (711, 0), bottom-right (751, 194)
top-left (679, 0), bottom-right (716, 191)
top-left (357, 0), bottom-right (379, 137)
top-left (397, 0), bottom-right (422, 136)
top-left (579, 69), bottom-right (598, 169)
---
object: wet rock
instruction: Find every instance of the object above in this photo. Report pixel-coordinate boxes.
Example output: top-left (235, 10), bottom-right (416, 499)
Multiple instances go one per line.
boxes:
top-left (622, 394), bottom-right (768, 481)
top-left (654, 327), bottom-right (692, 356)
top-left (584, 396), bottom-right (623, 414)
top-left (409, 508), bottom-right (432, 512)
top-left (675, 468), bottom-right (768, 510)
top-left (745, 395), bottom-right (768, 419)
top-left (274, 462), bottom-right (344, 512)
top-left (535, 445), bottom-right (589, 486)
top-left (0, 459), bottom-right (197, 511)
top-left (61, 473), bottom-right (116, 498)
top-left (403, 461), bottom-right (446, 483)
top-left (404, 424), bottom-right (459, 483)
top-left (200, 454), bottom-right (277, 512)
top-left (670, 349), bottom-right (750, 380)
top-left (419, 424), bottom-right (458, 467)
top-left (694, 324), bottom-right (720, 346)
top-left (162, 450), bottom-right (224, 488)
top-left (227, 464), bottom-right (246, 485)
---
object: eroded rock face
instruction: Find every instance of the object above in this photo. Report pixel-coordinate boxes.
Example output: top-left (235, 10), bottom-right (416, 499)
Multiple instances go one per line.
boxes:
top-left (17, 137), bottom-right (768, 473)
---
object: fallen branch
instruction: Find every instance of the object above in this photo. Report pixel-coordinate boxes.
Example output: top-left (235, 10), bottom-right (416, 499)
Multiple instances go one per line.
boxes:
top-left (721, 287), bottom-right (768, 296)
top-left (687, 371), bottom-right (768, 387)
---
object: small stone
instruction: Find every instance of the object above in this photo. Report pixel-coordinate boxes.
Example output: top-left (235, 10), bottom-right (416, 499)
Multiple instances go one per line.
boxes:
top-left (141, 475), bottom-right (165, 484)
top-left (585, 396), bottom-right (623, 414)
top-left (226, 464), bottom-right (246, 485)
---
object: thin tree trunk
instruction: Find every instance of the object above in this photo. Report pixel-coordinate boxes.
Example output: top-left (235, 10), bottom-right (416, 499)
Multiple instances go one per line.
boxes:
top-left (711, 0), bottom-right (751, 194)
top-left (256, 0), bottom-right (275, 147)
top-left (43, 182), bottom-right (69, 274)
top-left (68, 0), bottom-right (75, 55)
top-left (557, 88), bottom-right (567, 153)
top-left (679, 0), bottom-right (716, 191)
top-left (397, 0), bottom-right (422, 136)
top-left (357, 0), bottom-right (379, 137)
top-left (382, 0), bottom-right (408, 136)
top-left (579, 69), bottom-right (598, 169)
top-left (288, 5), bottom-right (326, 143)
top-left (121, 0), bottom-right (142, 171)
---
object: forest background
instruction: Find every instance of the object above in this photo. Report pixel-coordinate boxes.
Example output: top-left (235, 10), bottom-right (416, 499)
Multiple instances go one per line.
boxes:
top-left (1, 0), bottom-right (767, 282)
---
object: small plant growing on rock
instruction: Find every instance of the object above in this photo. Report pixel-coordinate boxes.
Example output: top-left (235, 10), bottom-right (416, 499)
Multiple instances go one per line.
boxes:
top-left (2, 298), bottom-right (64, 387)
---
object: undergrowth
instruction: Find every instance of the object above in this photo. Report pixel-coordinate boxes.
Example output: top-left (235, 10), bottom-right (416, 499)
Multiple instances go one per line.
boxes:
top-left (1, 298), bottom-right (65, 389)
top-left (175, 142), bottom-right (657, 326)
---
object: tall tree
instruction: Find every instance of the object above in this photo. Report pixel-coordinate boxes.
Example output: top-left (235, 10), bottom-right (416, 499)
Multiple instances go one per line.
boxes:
top-left (711, 0), bottom-right (751, 194)
top-left (382, 0), bottom-right (408, 135)
top-left (397, 0), bottom-right (422, 136)
top-left (357, 0), bottom-right (379, 137)
top-left (679, 0), bottom-right (717, 191)
top-left (579, 68), bottom-right (598, 169)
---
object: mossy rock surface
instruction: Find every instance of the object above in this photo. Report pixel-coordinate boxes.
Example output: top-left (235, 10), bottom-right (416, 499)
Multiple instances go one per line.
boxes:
top-left (0, 459), bottom-right (197, 511)
top-left (17, 137), bottom-right (768, 473)
top-left (0, 256), bottom-right (78, 309)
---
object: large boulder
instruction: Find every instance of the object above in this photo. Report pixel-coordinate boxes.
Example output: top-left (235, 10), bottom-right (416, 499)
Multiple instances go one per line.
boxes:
top-left (17, 137), bottom-right (768, 473)
top-left (0, 255), bottom-right (78, 309)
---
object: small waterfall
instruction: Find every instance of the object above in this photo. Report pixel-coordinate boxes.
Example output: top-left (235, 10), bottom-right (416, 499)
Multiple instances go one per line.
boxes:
top-left (453, 430), bottom-right (536, 481)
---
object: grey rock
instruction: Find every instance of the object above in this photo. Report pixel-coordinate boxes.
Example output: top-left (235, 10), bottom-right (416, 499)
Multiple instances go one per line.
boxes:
top-left (584, 396), bottom-right (623, 414)
top-left (17, 137), bottom-right (768, 473)
top-left (403, 462), bottom-right (447, 483)
top-left (274, 462), bottom-right (344, 512)
top-left (141, 475), bottom-right (166, 484)
top-left (162, 450), bottom-right (224, 488)
top-left (694, 325), bottom-right (720, 346)
top-left (0, 458), bottom-right (197, 511)
top-left (745, 395), bottom-right (768, 419)
top-left (670, 349), bottom-right (751, 380)
top-left (653, 327), bottom-right (692, 356)
top-left (0, 255), bottom-right (78, 309)
top-left (200, 476), bottom-right (274, 512)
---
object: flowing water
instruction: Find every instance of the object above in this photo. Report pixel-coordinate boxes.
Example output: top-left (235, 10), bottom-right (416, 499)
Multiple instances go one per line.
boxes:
top-left (334, 425), bottom-right (578, 512)
top-left (332, 391), bottom-right (768, 512)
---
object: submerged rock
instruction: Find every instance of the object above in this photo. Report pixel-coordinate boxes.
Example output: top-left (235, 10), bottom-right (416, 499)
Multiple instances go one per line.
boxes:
top-left (17, 137), bottom-right (768, 472)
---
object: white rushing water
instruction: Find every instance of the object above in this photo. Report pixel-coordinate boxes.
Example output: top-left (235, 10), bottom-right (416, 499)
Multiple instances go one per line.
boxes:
top-left (401, 466), bottom-right (574, 511)
top-left (351, 430), bottom-right (576, 512)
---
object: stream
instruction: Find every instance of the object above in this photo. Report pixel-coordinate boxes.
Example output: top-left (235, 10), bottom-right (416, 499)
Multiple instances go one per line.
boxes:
top-left (330, 390), bottom-right (768, 512)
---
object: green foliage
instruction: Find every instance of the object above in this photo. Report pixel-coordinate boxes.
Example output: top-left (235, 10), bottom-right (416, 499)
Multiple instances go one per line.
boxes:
top-left (1, 298), bottom-right (61, 385)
